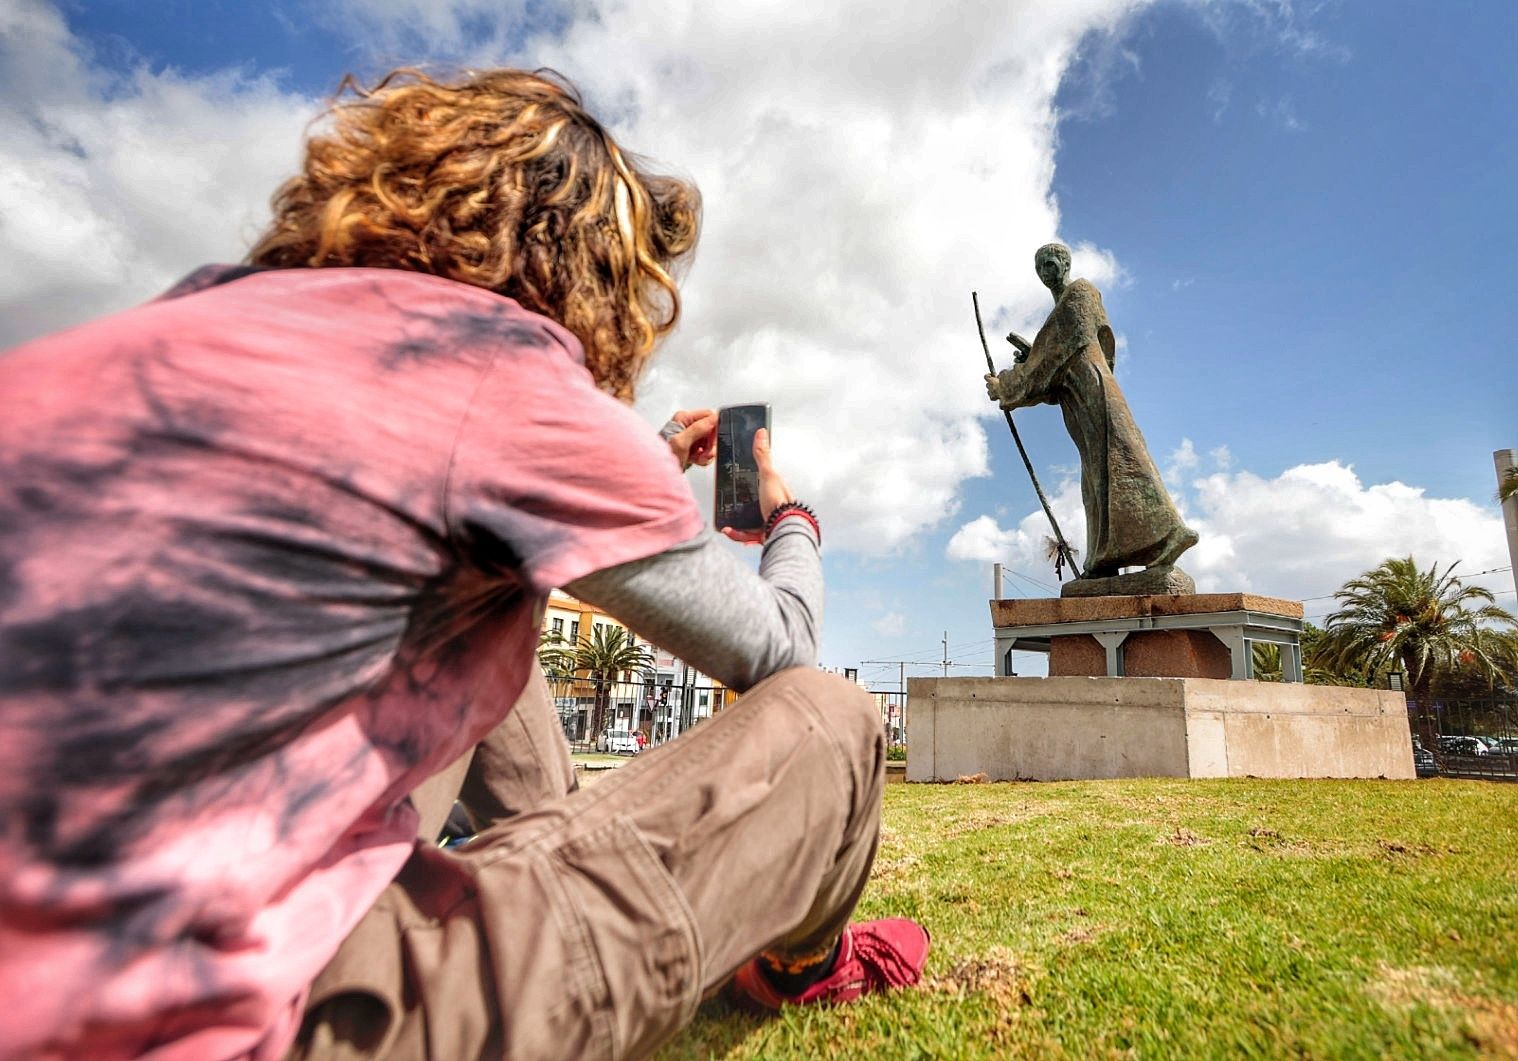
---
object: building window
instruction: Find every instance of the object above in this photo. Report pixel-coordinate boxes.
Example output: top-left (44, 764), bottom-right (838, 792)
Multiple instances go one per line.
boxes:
top-left (569, 620), bottom-right (579, 642)
top-left (551, 617), bottom-right (564, 637)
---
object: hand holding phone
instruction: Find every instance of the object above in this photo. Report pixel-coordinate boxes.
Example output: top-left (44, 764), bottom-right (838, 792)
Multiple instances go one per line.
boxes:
top-left (715, 404), bottom-right (793, 541)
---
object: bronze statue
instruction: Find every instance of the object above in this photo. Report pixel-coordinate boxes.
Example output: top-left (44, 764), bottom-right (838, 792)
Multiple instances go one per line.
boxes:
top-left (985, 243), bottom-right (1197, 596)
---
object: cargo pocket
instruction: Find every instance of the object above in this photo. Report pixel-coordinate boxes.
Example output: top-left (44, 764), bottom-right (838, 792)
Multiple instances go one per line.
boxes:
top-left (474, 813), bottom-right (702, 1061)
top-left (291, 896), bottom-right (406, 1060)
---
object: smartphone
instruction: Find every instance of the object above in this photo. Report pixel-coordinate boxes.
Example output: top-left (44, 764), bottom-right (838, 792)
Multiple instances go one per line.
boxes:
top-left (714, 403), bottom-right (771, 532)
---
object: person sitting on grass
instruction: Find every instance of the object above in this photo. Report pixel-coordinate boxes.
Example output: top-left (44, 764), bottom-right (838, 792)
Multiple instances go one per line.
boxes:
top-left (0, 67), bottom-right (928, 1060)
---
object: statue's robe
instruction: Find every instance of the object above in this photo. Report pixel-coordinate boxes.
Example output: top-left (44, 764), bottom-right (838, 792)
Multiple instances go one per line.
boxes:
top-left (997, 279), bottom-right (1195, 578)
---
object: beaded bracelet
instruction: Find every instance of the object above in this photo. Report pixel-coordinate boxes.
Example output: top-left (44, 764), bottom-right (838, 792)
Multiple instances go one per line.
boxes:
top-left (764, 501), bottom-right (821, 545)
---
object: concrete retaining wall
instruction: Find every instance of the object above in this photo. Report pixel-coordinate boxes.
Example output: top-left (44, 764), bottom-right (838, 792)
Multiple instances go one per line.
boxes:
top-left (906, 676), bottom-right (1414, 782)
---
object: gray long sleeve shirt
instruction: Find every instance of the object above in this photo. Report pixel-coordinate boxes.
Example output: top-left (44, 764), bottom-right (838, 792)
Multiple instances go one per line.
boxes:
top-left (565, 520), bottom-right (822, 693)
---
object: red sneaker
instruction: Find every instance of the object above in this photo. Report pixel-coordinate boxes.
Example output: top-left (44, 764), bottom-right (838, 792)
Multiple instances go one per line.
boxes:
top-left (731, 919), bottom-right (930, 1010)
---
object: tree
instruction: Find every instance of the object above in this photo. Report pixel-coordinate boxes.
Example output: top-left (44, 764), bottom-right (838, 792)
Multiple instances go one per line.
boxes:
top-left (1498, 467), bottom-right (1518, 505)
top-left (1424, 628), bottom-right (1518, 698)
top-left (1301, 621), bottom-right (1372, 687)
top-left (563, 624), bottom-right (654, 739)
top-left (536, 628), bottom-right (576, 678)
top-left (1251, 642), bottom-right (1283, 682)
top-left (1318, 556), bottom-right (1518, 745)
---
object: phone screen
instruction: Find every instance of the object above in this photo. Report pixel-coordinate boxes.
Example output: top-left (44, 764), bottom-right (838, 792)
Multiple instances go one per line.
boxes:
top-left (714, 403), bottom-right (771, 532)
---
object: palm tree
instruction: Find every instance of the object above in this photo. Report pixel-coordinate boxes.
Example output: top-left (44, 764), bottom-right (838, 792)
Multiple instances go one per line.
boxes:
top-left (1318, 556), bottom-right (1518, 745)
top-left (1498, 467), bottom-right (1518, 505)
top-left (536, 628), bottom-right (576, 678)
top-left (567, 624), bottom-right (654, 739)
top-left (1300, 621), bottom-right (1372, 687)
top-left (1251, 642), bottom-right (1283, 682)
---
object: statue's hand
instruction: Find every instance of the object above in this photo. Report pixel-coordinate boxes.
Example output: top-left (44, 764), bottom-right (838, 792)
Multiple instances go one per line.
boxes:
top-left (984, 372), bottom-right (1002, 403)
top-left (1005, 331), bottom-right (1031, 360)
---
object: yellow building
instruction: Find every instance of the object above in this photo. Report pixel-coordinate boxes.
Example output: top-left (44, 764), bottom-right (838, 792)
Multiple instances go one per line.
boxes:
top-left (540, 590), bottom-right (734, 745)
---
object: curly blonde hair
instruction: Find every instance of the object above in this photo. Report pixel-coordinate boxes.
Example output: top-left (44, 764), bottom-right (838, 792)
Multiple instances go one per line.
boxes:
top-left (249, 68), bottom-right (700, 400)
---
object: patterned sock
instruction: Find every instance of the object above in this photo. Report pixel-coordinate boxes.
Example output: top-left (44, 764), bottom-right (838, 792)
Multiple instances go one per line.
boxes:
top-left (756, 937), bottom-right (842, 996)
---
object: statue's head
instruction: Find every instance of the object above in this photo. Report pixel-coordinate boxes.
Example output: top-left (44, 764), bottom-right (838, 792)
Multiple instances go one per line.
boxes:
top-left (1034, 242), bottom-right (1071, 292)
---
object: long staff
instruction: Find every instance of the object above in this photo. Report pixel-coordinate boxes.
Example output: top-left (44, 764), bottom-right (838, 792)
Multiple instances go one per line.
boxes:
top-left (972, 291), bottom-right (1083, 580)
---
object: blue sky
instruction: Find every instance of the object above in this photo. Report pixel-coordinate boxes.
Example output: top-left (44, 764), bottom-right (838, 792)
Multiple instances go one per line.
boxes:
top-left (5, 0), bottom-right (1515, 689)
top-left (846, 1), bottom-right (1518, 683)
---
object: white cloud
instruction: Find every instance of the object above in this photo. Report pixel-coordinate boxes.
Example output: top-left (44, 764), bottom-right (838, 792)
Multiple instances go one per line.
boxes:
top-left (946, 481), bottom-right (1086, 592)
top-left (1182, 461), bottom-right (1510, 606)
top-left (5, 0), bottom-right (1341, 563)
top-left (324, 0), bottom-right (1150, 553)
top-left (1164, 437), bottom-right (1200, 485)
top-left (871, 611), bottom-right (907, 638)
top-left (1192, 0), bottom-right (1350, 62)
top-left (0, 1), bottom-right (313, 347)
top-left (1206, 77), bottom-right (1232, 123)
top-left (1255, 94), bottom-right (1305, 132)
top-left (951, 457), bottom-right (1513, 612)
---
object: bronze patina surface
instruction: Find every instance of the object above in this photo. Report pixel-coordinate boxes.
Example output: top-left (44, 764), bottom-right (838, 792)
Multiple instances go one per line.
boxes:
top-left (987, 243), bottom-right (1198, 597)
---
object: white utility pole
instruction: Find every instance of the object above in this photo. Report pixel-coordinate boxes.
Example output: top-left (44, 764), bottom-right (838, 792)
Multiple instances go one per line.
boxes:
top-left (1496, 449), bottom-right (1518, 601)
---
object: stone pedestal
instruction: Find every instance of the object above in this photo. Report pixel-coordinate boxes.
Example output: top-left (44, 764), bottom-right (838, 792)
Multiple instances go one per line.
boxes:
top-left (992, 593), bottom-right (1304, 682)
top-left (1060, 564), bottom-right (1195, 598)
top-left (905, 676), bottom-right (1415, 782)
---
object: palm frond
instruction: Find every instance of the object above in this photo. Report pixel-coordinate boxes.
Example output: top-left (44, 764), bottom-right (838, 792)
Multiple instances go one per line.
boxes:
top-left (1497, 467), bottom-right (1518, 505)
top-left (1318, 554), bottom-right (1518, 695)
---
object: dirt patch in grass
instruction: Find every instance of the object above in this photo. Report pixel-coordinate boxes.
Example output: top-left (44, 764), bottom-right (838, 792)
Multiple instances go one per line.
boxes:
top-left (870, 824), bottom-right (920, 881)
top-left (870, 852), bottom-right (921, 880)
top-left (927, 949), bottom-right (1028, 1010)
top-left (1466, 998), bottom-right (1518, 1059)
top-left (1376, 839), bottom-right (1441, 859)
top-left (941, 812), bottom-right (1034, 840)
top-left (1160, 826), bottom-right (1211, 847)
top-left (1242, 825), bottom-right (1318, 856)
top-left (1058, 924), bottom-right (1100, 946)
top-left (1369, 964), bottom-right (1518, 1058)
top-left (1370, 963), bottom-right (1464, 1007)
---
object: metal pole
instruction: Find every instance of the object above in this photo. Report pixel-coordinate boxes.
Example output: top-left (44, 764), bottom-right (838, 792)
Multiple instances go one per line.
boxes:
top-left (993, 562), bottom-right (1004, 600)
top-left (900, 660), bottom-right (907, 750)
top-left (973, 292), bottom-right (1082, 578)
top-left (1496, 449), bottom-right (1518, 602)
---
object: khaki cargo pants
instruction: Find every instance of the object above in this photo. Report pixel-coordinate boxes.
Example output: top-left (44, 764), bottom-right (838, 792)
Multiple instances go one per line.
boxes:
top-left (288, 668), bottom-right (885, 1061)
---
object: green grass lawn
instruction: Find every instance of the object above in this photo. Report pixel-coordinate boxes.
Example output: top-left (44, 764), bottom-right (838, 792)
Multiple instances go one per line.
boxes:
top-left (571, 752), bottom-right (630, 766)
top-left (658, 778), bottom-right (1518, 1059)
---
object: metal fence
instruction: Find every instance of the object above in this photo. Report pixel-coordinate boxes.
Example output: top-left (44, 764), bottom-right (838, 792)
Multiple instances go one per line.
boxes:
top-left (874, 690), bottom-right (908, 750)
top-left (1406, 696), bottom-right (1518, 781)
top-left (549, 675), bottom-right (735, 754)
top-left (549, 675), bottom-right (913, 756)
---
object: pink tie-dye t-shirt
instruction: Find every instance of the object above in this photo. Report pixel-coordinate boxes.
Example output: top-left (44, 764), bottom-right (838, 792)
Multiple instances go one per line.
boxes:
top-left (0, 267), bottom-right (703, 1059)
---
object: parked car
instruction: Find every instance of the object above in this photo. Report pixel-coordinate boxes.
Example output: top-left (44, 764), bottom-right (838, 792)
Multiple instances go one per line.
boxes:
top-left (1410, 738), bottom-right (1437, 778)
top-left (598, 728), bottom-right (640, 755)
top-left (1437, 735), bottom-right (1488, 756)
top-left (1495, 737), bottom-right (1518, 756)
